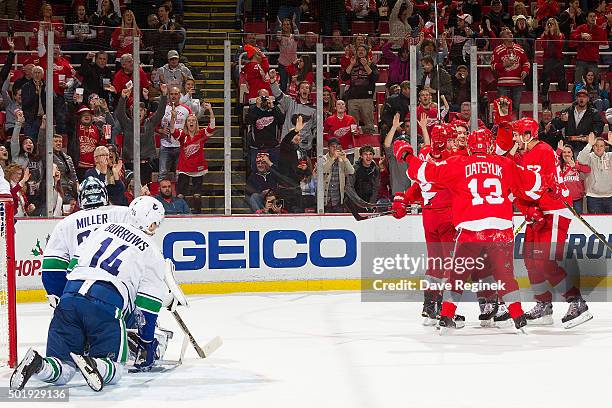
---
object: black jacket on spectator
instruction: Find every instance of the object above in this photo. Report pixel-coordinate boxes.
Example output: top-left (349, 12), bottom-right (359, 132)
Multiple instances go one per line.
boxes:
top-left (342, 62), bottom-right (379, 100)
top-left (54, 150), bottom-right (79, 202)
top-left (558, 10), bottom-right (586, 40)
top-left (83, 168), bottom-right (128, 206)
top-left (78, 57), bottom-right (114, 103)
top-left (0, 50), bottom-right (14, 84)
top-left (419, 66), bottom-right (453, 102)
top-left (552, 104), bottom-right (605, 151)
top-left (482, 11), bottom-right (512, 37)
top-left (152, 21), bottom-right (186, 67)
top-left (276, 129), bottom-right (301, 188)
top-left (538, 120), bottom-right (564, 149)
top-left (353, 159), bottom-right (380, 203)
top-left (380, 93), bottom-right (410, 132)
top-left (245, 171), bottom-right (277, 196)
top-left (246, 104), bottom-right (284, 148)
top-left (451, 76), bottom-right (470, 107)
top-left (21, 80), bottom-right (46, 123)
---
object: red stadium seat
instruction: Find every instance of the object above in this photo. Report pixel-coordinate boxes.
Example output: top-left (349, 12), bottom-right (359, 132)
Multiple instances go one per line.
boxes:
top-left (244, 22), bottom-right (267, 34)
top-left (300, 22), bottom-right (320, 34)
top-left (376, 91), bottom-right (386, 106)
top-left (377, 68), bottom-right (389, 84)
top-left (378, 21), bottom-right (389, 34)
top-left (549, 91), bottom-right (574, 115)
top-left (354, 133), bottom-right (381, 148)
top-left (351, 21), bottom-right (375, 34)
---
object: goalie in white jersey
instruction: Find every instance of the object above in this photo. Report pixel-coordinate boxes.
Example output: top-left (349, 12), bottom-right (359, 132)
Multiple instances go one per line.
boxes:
top-left (11, 196), bottom-right (167, 392)
top-left (42, 177), bottom-right (130, 306)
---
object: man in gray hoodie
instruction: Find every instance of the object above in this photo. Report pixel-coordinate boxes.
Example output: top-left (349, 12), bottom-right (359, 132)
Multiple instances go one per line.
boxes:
top-left (268, 68), bottom-right (317, 152)
top-left (577, 132), bottom-right (612, 213)
top-left (115, 84), bottom-right (168, 185)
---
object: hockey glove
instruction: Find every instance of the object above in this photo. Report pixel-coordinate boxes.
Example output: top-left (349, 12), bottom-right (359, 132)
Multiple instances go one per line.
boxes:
top-left (525, 206), bottom-right (545, 232)
top-left (133, 337), bottom-right (159, 372)
top-left (543, 173), bottom-right (563, 200)
top-left (392, 193), bottom-right (408, 219)
top-left (46, 294), bottom-right (60, 309)
top-left (393, 137), bottom-right (414, 162)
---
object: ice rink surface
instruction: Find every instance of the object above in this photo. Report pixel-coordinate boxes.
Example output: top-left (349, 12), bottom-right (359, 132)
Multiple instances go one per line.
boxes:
top-left (2, 291), bottom-right (611, 408)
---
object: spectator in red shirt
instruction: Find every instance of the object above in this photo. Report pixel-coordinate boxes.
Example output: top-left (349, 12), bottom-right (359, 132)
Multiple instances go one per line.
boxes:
top-left (241, 45), bottom-right (271, 100)
top-left (559, 141), bottom-right (590, 214)
top-left (415, 89), bottom-right (438, 139)
top-left (490, 28), bottom-right (530, 120)
top-left (110, 10), bottom-right (143, 65)
top-left (173, 106), bottom-right (216, 200)
top-left (324, 100), bottom-right (358, 150)
top-left (112, 53), bottom-right (151, 105)
top-left (570, 11), bottom-right (607, 83)
top-left (540, 18), bottom-right (566, 97)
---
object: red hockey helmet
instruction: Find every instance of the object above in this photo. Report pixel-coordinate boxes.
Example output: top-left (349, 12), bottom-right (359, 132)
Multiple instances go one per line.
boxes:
top-left (512, 117), bottom-right (539, 142)
top-left (467, 128), bottom-right (493, 154)
top-left (430, 124), bottom-right (454, 155)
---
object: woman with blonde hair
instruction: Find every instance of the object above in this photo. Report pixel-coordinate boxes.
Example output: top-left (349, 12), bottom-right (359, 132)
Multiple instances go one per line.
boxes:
top-left (111, 9), bottom-right (143, 64)
top-left (539, 18), bottom-right (566, 98)
top-left (5, 164), bottom-right (35, 217)
top-left (172, 105), bottom-right (216, 203)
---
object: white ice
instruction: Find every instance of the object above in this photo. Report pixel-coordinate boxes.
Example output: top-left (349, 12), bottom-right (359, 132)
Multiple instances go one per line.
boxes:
top-left (2, 292), bottom-right (611, 408)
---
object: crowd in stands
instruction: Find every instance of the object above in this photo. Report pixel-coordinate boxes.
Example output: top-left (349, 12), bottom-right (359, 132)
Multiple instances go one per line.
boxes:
top-left (0, 1), bottom-right (216, 217)
top-left (238, 0), bottom-right (612, 214)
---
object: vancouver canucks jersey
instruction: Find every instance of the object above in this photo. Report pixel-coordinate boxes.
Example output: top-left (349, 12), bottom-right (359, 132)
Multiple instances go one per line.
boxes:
top-left (67, 222), bottom-right (166, 316)
top-left (42, 206), bottom-right (131, 297)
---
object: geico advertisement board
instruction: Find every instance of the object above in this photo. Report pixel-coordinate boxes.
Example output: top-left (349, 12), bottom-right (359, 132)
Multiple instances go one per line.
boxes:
top-left (12, 214), bottom-right (612, 290)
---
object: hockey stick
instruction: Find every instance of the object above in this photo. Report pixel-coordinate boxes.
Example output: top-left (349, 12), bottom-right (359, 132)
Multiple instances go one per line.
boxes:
top-left (344, 185), bottom-right (390, 210)
top-left (345, 196), bottom-right (395, 221)
top-left (563, 201), bottom-right (612, 252)
top-left (171, 310), bottom-right (223, 358)
top-left (514, 220), bottom-right (526, 236)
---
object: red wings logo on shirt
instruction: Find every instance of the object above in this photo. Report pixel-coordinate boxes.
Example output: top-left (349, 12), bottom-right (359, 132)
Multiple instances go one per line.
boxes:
top-left (183, 143), bottom-right (200, 158)
top-left (256, 116), bottom-right (275, 130)
top-left (334, 126), bottom-right (351, 137)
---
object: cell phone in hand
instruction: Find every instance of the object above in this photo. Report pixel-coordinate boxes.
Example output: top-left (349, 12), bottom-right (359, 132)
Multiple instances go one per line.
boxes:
top-left (126, 80), bottom-right (133, 90)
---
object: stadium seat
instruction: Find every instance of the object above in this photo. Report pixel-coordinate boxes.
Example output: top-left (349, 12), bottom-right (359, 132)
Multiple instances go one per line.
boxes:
top-left (244, 22), bottom-right (266, 34)
top-left (300, 22), bottom-right (320, 34)
top-left (377, 68), bottom-right (389, 85)
top-left (549, 91), bottom-right (574, 114)
top-left (351, 21), bottom-right (375, 34)
top-left (519, 91), bottom-right (543, 118)
top-left (379, 21), bottom-right (389, 34)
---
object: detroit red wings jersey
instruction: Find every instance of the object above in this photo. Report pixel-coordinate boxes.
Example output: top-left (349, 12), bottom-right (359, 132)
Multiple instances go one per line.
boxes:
top-left (174, 125), bottom-right (215, 175)
top-left (416, 147), bottom-right (453, 209)
top-left (323, 113), bottom-right (357, 149)
top-left (407, 153), bottom-right (542, 231)
top-left (514, 141), bottom-right (572, 216)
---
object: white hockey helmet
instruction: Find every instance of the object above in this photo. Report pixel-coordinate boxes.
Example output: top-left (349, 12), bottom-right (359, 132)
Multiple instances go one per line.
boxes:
top-left (128, 196), bottom-right (165, 235)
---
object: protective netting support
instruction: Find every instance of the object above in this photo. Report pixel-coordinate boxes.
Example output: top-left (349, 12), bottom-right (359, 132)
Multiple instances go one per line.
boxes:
top-left (0, 197), bottom-right (17, 368)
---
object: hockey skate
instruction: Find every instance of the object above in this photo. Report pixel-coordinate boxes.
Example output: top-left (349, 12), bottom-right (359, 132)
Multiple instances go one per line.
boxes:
top-left (70, 352), bottom-right (104, 392)
top-left (10, 348), bottom-right (43, 390)
top-left (525, 301), bottom-right (554, 326)
top-left (421, 292), bottom-right (441, 326)
top-left (478, 298), bottom-right (498, 327)
top-left (493, 302), bottom-right (513, 328)
top-left (562, 297), bottom-right (593, 329)
top-left (438, 315), bottom-right (465, 335)
top-left (513, 314), bottom-right (528, 334)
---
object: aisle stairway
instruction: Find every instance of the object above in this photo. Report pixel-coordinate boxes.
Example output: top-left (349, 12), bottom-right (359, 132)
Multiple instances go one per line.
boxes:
top-left (181, 0), bottom-right (249, 214)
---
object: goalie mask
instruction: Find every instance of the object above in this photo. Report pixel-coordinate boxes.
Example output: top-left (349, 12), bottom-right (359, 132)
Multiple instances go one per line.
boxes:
top-left (467, 128), bottom-right (493, 154)
top-left (78, 176), bottom-right (109, 209)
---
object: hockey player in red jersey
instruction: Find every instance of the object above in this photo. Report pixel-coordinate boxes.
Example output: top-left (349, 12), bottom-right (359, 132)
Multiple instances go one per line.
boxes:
top-left (392, 117), bottom-right (457, 325)
top-left (510, 117), bottom-right (592, 329)
top-left (393, 128), bottom-right (546, 333)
